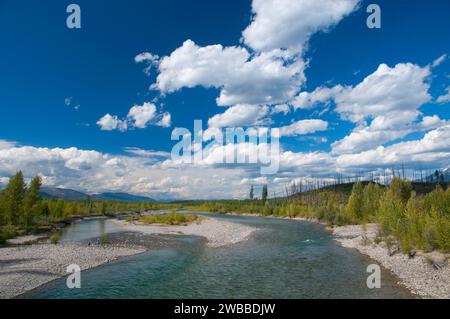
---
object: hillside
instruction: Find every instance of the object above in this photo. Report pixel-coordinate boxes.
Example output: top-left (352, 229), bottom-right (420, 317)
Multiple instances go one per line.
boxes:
top-left (40, 187), bottom-right (154, 203)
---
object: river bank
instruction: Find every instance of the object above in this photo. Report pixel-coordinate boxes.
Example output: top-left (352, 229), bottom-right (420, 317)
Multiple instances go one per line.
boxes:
top-left (112, 216), bottom-right (256, 248)
top-left (0, 243), bottom-right (145, 299)
top-left (332, 223), bottom-right (449, 299)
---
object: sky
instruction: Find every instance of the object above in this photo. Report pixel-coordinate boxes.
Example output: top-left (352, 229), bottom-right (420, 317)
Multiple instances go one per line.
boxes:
top-left (0, 0), bottom-right (449, 200)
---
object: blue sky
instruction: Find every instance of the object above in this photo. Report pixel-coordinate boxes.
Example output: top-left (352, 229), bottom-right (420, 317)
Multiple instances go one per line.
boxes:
top-left (0, 0), bottom-right (449, 199)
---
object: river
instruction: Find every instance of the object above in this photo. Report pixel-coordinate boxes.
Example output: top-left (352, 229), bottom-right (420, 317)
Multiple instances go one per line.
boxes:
top-left (25, 213), bottom-right (413, 298)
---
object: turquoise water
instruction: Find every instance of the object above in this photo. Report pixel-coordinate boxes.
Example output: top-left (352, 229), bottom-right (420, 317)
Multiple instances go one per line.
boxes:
top-left (26, 214), bottom-right (413, 299)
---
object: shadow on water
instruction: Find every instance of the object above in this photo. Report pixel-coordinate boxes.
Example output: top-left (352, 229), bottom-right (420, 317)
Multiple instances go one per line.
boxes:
top-left (25, 213), bottom-right (414, 299)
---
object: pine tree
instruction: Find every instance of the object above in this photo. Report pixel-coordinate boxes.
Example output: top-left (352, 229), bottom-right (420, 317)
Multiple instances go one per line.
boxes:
top-left (261, 184), bottom-right (268, 203)
top-left (1, 171), bottom-right (26, 225)
top-left (249, 185), bottom-right (254, 200)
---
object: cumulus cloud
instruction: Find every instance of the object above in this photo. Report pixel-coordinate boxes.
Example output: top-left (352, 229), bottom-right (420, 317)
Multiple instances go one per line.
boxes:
top-left (271, 104), bottom-right (291, 115)
top-left (242, 0), bottom-right (360, 53)
top-left (152, 40), bottom-right (305, 106)
top-left (97, 102), bottom-right (171, 131)
top-left (292, 85), bottom-right (343, 110)
top-left (127, 103), bottom-right (157, 128)
top-left (336, 125), bottom-right (450, 169)
top-left (334, 63), bottom-right (431, 122)
top-left (293, 63), bottom-right (434, 153)
top-left (97, 114), bottom-right (128, 132)
top-left (0, 141), bottom-right (251, 200)
top-left (279, 119), bottom-right (328, 137)
top-left (1, 125), bottom-right (449, 199)
top-left (208, 104), bottom-right (270, 128)
top-left (437, 86), bottom-right (450, 104)
top-left (156, 112), bottom-right (172, 128)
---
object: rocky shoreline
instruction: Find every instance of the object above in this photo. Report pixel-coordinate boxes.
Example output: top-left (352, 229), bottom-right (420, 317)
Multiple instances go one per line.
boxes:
top-left (0, 243), bottom-right (146, 299)
top-left (332, 223), bottom-right (450, 299)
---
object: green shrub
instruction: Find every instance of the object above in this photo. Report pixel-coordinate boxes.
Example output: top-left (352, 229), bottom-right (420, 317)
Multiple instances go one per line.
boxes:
top-left (50, 234), bottom-right (60, 244)
top-left (100, 233), bottom-right (109, 245)
top-left (0, 225), bottom-right (17, 244)
top-left (139, 212), bottom-right (201, 226)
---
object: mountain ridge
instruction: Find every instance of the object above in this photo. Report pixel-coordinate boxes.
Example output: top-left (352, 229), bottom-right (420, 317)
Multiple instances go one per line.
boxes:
top-left (40, 187), bottom-right (154, 203)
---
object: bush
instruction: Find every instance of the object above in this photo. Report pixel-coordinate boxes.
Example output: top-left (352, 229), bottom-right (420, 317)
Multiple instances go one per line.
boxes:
top-left (0, 225), bottom-right (17, 244)
top-left (50, 234), bottom-right (60, 244)
top-left (100, 233), bottom-right (109, 245)
top-left (139, 212), bottom-right (201, 226)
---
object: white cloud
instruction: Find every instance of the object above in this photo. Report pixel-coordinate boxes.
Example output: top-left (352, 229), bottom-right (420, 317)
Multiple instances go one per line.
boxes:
top-left (432, 54), bottom-right (447, 68)
top-left (127, 102), bottom-right (157, 128)
top-left (0, 140), bottom-right (17, 150)
top-left (334, 63), bottom-right (431, 123)
top-left (208, 104), bottom-right (269, 128)
top-left (135, 52), bottom-right (159, 64)
top-left (97, 103), bottom-right (170, 132)
top-left (97, 114), bottom-right (128, 132)
top-left (437, 86), bottom-right (450, 104)
top-left (135, 52), bottom-right (160, 75)
top-left (279, 119), bottom-right (328, 137)
top-left (271, 104), bottom-right (291, 115)
top-left (124, 147), bottom-right (171, 158)
top-left (242, 0), bottom-right (360, 53)
top-left (292, 85), bottom-right (343, 110)
top-left (156, 112), bottom-right (172, 128)
top-left (239, 177), bottom-right (268, 185)
top-left (292, 63), bottom-right (434, 153)
top-left (1, 124), bottom-right (449, 199)
top-left (336, 125), bottom-right (450, 169)
top-left (152, 40), bottom-right (305, 106)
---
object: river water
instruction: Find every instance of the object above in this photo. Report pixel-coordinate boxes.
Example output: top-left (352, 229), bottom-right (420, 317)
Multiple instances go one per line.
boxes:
top-left (26, 213), bottom-right (413, 299)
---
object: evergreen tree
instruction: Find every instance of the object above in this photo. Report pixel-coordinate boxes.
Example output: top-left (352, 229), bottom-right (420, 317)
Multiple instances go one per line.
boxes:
top-left (249, 185), bottom-right (254, 200)
top-left (261, 184), bottom-right (268, 203)
top-left (1, 171), bottom-right (26, 225)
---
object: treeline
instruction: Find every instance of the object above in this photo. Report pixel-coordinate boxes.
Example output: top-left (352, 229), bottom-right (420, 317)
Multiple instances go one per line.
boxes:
top-left (0, 171), bottom-right (157, 243)
top-left (345, 178), bottom-right (449, 252)
top-left (183, 178), bottom-right (449, 252)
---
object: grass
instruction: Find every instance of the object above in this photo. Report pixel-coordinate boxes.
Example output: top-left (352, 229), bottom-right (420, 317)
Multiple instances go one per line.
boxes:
top-left (138, 212), bottom-right (202, 226)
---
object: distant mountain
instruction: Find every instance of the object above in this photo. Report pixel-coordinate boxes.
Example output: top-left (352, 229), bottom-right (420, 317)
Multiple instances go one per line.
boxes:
top-left (40, 187), bottom-right (154, 203)
top-left (423, 168), bottom-right (450, 183)
top-left (40, 187), bottom-right (89, 201)
top-left (91, 192), bottom-right (154, 203)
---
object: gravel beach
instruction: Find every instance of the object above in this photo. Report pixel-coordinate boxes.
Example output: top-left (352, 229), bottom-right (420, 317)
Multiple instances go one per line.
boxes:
top-left (0, 243), bottom-right (145, 299)
top-left (112, 217), bottom-right (256, 248)
top-left (332, 223), bottom-right (450, 299)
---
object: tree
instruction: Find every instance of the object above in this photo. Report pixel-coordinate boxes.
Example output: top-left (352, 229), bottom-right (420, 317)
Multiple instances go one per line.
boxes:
top-left (249, 185), bottom-right (254, 200)
top-left (346, 181), bottom-right (364, 223)
top-left (362, 183), bottom-right (383, 221)
top-left (23, 176), bottom-right (42, 226)
top-left (261, 184), bottom-right (268, 203)
top-left (1, 171), bottom-right (26, 225)
top-left (390, 177), bottom-right (412, 204)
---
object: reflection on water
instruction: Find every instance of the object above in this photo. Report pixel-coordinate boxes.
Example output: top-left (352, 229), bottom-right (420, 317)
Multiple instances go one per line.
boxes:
top-left (59, 218), bottom-right (122, 243)
top-left (27, 214), bottom-right (414, 299)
